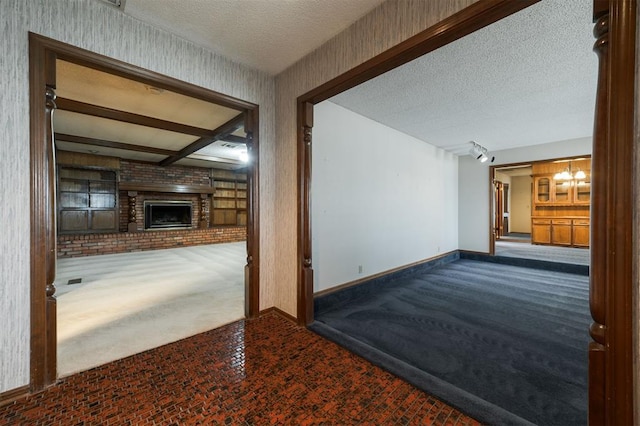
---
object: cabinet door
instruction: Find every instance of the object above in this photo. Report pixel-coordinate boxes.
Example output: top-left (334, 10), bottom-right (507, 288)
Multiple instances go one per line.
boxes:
top-left (573, 219), bottom-right (590, 247)
top-left (531, 219), bottom-right (551, 244)
top-left (553, 180), bottom-right (572, 203)
top-left (534, 177), bottom-right (551, 203)
top-left (574, 177), bottom-right (591, 204)
top-left (551, 220), bottom-right (572, 246)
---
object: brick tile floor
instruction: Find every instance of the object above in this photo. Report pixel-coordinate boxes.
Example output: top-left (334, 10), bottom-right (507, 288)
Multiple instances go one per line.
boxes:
top-left (0, 312), bottom-right (481, 425)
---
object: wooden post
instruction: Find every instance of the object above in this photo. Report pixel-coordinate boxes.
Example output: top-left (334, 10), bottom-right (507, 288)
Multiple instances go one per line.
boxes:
top-left (127, 191), bottom-right (138, 232)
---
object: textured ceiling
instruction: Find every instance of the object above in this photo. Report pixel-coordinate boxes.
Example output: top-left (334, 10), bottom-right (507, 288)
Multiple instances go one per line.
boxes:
top-left (329, 0), bottom-right (597, 156)
top-left (122, 0), bottom-right (388, 75)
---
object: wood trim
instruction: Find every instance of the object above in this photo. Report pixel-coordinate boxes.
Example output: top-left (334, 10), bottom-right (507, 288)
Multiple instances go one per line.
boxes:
top-left (28, 32), bottom-right (261, 393)
top-left (0, 385), bottom-right (30, 408)
top-left (297, 101), bottom-right (314, 326)
top-left (159, 114), bottom-right (245, 166)
top-left (221, 135), bottom-right (248, 144)
top-left (296, 0), bottom-right (539, 327)
top-left (119, 182), bottom-right (216, 194)
top-left (245, 107), bottom-right (260, 318)
top-left (29, 32), bottom-right (57, 392)
top-left (56, 97), bottom-right (216, 138)
top-left (259, 307), bottom-right (297, 324)
top-left (55, 133), bottom-right (178, 156)
top-left (588, 1), bottom-right (636, 424)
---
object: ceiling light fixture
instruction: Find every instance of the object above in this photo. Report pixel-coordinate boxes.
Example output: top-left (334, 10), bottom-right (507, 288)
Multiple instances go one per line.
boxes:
top-left (553, 163), bottom-right (586, 181)
top-left (468, 141), bottom-right (494, 163)
top-left (238, 151), bottom-right (248, 163)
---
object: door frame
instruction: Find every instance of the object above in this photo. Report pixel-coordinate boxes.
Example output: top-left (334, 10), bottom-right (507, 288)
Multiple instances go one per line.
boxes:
top-left (29, 33), bottom-right (261, 390)
top-left (296, 0), bottom-right (636, 424)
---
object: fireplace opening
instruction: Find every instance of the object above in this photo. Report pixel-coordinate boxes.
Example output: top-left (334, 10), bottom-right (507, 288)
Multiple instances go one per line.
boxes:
top-left (144, 200), bottom-right (193, 230)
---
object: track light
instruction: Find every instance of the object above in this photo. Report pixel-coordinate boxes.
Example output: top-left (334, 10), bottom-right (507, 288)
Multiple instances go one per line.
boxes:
top-left (469, 141), bottom-right (493, 163)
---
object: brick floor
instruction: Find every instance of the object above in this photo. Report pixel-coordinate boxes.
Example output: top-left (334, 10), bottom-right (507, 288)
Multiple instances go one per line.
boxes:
top-left (0, 312), bottom-right (481, 425)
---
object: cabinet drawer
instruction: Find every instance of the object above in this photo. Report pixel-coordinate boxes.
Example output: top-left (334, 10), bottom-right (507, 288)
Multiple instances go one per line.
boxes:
top-left (573, 219), bottom-right (590, 226)
top-left (551, 219), bottom-right (572, 225)
top-left (532, 219), bottom-right (551, 225)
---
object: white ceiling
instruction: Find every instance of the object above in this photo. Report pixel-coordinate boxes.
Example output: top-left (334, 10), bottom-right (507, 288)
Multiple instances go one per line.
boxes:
top-left (121, 0), bottom-right (388, 75)
top-left (329, 0), bottom-right (597, 156)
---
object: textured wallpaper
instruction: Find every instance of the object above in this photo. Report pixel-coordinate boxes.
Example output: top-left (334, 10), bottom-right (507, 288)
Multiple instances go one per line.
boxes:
top-left (0, 0), bottom-right (275, 393)
top-left (273, 0), bottom-right (478, 315)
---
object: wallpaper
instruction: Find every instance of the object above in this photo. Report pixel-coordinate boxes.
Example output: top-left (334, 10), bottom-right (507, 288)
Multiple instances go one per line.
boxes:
top-left (273, 0), bottom-right (478, 315)
top-left (0, 0), bottom-right (275, 393)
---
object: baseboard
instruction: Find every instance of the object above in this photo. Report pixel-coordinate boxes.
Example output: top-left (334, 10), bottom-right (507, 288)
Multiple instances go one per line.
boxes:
top-left (259, 307), bottom-right (297, 323)
top-left (0, 385), bottom-right (29, 408)
top-left (314, 251), bottom-right (460, 313)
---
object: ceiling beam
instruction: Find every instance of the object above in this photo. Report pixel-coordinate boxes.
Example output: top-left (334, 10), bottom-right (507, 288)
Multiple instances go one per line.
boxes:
top-left (220, 135), bottom-right (248, 144)
top-left (54, 133), bottom-right (178, 156)
top-left (159, 114), bottom-right (245, 167)
top-left (56, 97), bottom-right (217, 137)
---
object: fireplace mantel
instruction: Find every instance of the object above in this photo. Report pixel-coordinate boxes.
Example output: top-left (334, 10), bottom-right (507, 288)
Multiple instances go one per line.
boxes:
top-left (119, 182), bottom-right (215, 194)
top-left (120, 182), bottom-right (214, 232)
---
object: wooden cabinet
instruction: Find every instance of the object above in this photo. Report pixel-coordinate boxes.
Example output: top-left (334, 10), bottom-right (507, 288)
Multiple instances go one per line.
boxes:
top-left (550, 219), bottom-right (572, 246)
top-left (58, 166), bottom-right (119, 234)
top-left (531, 217), bottom-right (590, 247)
top-left (211, 176), bottom-right (247, 226)
top-left (531, 158), bottom-right (590, 247)
top-left (533, 176), bottom-right (589, 205)
top-left (532, 159), bottom-right (591, 205)
top-left (572, 219), bottom-right (590, 247)
top-left (532, 219), bottom-right (551, 244)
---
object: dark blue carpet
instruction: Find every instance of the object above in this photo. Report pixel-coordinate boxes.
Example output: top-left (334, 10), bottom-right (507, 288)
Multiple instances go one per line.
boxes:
top-left (312, 259), bottom-right (589, 425)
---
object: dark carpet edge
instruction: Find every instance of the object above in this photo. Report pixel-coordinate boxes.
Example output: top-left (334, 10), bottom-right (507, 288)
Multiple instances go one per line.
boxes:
top-left (460, 251), bottom-right (589, 276)
top-left (309, 321), bottom-right (535, 426)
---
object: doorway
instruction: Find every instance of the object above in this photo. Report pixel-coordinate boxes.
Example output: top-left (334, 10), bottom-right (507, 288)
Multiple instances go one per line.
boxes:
top-left (29, 33), bottom-right (260, 389)
top-left (296, 0), bottom-right (636, 424)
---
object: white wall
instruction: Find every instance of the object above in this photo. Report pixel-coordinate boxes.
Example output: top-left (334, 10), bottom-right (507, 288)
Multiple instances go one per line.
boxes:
top-left (458, 136), bottom-right (592, 252)
top-left (312, 101), bottom-right (458, 292)
top-left (0, 0), bottom-right (275, 394)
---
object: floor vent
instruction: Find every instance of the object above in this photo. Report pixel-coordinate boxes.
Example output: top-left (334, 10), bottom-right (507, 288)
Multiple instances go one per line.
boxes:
top-left (67, 278), bottom-right (82, 285)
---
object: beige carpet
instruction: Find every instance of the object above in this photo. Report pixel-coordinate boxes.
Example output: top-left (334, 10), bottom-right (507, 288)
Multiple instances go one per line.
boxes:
top-left (55, 242), bottom-right (246, 377)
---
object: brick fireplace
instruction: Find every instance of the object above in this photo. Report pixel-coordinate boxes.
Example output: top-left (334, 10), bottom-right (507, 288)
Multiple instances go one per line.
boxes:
top-left (56, 153), bottom-right (246, 258)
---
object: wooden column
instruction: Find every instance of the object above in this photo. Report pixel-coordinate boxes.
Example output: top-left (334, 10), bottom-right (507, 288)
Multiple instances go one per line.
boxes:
top-left (589, 0), bottom-right (636, 424)
top-left (44, 84), bottom-right (57, 386)
top-left (297, 101), bottom-right (314, 325)
top-left (199, 194), bottom-right (209, 228)
top-left (244, 107), bottom-right (259, 318)
top-left (589, 7), bottom-right (608, 424)
top-left (127, 191), bottom-right (138, 232)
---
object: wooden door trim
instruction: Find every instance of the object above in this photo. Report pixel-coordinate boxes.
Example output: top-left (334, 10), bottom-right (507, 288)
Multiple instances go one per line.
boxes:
top-left (589, 0), bottom-right (636, 424)
top-left (28, 33), bottom-right (261, 391)
top-left (296, 0), bottom-right (637, 423)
